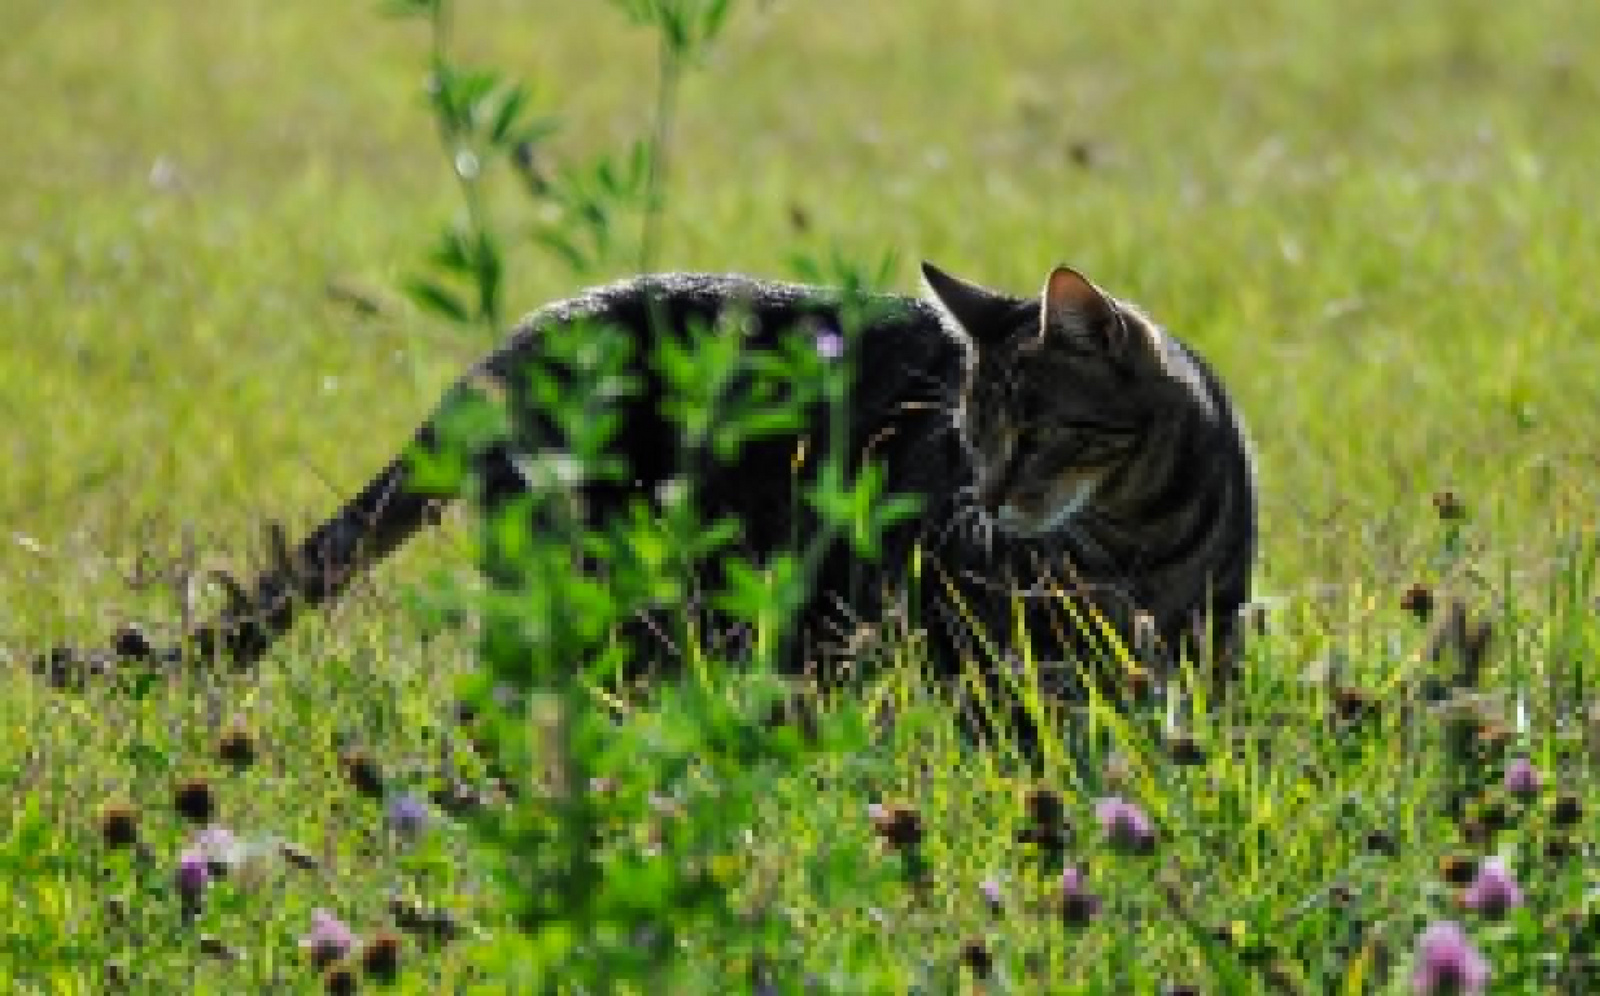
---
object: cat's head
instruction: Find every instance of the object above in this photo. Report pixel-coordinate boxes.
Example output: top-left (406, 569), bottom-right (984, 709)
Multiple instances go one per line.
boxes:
top-left (919, 261), bottom-right (1194, 537)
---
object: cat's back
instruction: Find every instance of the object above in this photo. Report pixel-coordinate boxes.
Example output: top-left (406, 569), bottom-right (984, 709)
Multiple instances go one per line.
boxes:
top-left (531, 271), bottom-right (840, 324)
top-left (477, 272), bottom-right (968, 450)
top-left (1159, 327), bottom-right (1257, 505)
top-left (1141, 320), bottom-right (1260, 642)
top-left (487, 272), bottom-right (935, 367)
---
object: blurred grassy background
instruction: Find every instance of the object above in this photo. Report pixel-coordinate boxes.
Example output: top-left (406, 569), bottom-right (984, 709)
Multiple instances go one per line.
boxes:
top-left (5, 0), bottom-right (1600, 647)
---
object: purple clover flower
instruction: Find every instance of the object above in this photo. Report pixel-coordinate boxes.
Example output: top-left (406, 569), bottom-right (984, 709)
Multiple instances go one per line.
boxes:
top-left (814, 328), bottom-right (845, 361)
top-left (1060, 865), bottom-right (1101, 923)
top-left (175, 847), bottom-right (210, 905)
top-left (190, 824), bottom-right (244, 876)
top-left (1094, 796), bottom-right (1155, 853)
top-left (300, 908), bottom-right (358, 968)
top-left (979, 876), bottom-right (1003, 914)
top-left (1503, 756), bottom-right (1541, 798)
top-left (1460, 857), bottom-right (1523, 917)
top-left (387, 793), bottom-right (429, 839)
top-left (192, 824), bottom-right (236, 851)
top-left (1413, 920), bottom-right (1489, 994)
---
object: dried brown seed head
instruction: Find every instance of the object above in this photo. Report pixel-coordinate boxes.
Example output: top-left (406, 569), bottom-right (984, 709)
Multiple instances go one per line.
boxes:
top-left (959, 939), bottom-right (992, 979)
top-left (198, 934), bottom-right (241, 961)
top-left (1167, 735), bottom-right (1207, 766)
top-left (1432, 490), bottom-right (1467, 521)
top-left (340, 750), bottom-right (385, 799)
top-left (217, 724), bottom-right (257, 768)
top-left (1400, 583), bottom-right (1435, 620)
top-left (173, 778), bottom-right (216, 823)
top-left (1550, 792), bottom-right (1583, 826)
top-left (98, 802), bottom-right (140, 848)
top-left (360, 931), bottom-right (402, 981)
top-left (1333, 686), bottom-right (1381, 723)
top-left (1025, 787), bottom-right (1065, 826)
top-left (870, 804), bottom-right (923, 849)
top-left (323, 965), bottom-right (357, 996)
top-left (1439, 853), bottom-right (1477, 886)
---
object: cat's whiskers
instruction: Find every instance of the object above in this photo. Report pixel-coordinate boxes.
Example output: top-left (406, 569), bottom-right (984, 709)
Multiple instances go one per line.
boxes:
top-left (938, 488), bottom-right (994, 557)
top-left (1057, 509), bottom-right (1148, 604)
top-left (1025, 477), bottom-right (1099, 536)
top-left (926, 505), bottom-right (962, 550)
top-left (1068, 504), bottom-right (1130, 557)
top-left (1060, 518), bottom-right (1113, 575)
top-left (937, 483), bottom-right (996, 558)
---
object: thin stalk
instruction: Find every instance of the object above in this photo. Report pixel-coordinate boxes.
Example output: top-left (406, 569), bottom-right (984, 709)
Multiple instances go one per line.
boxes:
top-left (429, 0), bottom-right (501, 337)
top-left (638, 30), bottom-right (683, 274)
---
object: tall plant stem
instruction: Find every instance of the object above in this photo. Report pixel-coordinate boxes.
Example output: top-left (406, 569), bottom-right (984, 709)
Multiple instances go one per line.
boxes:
top-left (638, 30), bottom-right (683, 274)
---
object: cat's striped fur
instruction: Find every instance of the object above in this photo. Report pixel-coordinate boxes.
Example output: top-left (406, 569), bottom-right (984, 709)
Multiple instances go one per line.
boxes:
top-left (915, 264), bottom-right (1257, 690)
top-left (45, 262), bottom-right (1257, 697)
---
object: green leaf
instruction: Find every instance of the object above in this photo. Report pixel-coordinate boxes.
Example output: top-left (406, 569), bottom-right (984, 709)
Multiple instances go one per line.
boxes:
top-left (595, 155), bottom-right (619, 196)
top-left (455, 67), bottom-right (504, 130)
top-left (488, 85), bottom-right (531, 145)
top-left (700, 0), bottom-right (735, 43)
top-left (379, 0), bottom-right (439, 18)
top-left (661, 8), bottom-right (690, 54)
top-left (626, 138), bottom-right (651, 195)
top-left (606, 0), bottom-right (654, 27)
top-left (513, 117), bottom-right (560, 149)
top-left (427, 227), bottom-right (474, 274)
top-left (405, 276), bottom-right (472, 322)
top-left (471, 229), bottom-right (503, 321)
top-left (531, 227), bottom-right (591, 274)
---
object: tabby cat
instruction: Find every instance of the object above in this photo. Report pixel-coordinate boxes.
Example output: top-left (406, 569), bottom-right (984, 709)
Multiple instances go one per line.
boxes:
top-left (42, 262), bottom-right (1257, 699)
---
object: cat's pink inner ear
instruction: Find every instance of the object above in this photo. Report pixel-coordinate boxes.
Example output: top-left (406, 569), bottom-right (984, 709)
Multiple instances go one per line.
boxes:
top-left (1040, 266), bottom-right (1115, 338)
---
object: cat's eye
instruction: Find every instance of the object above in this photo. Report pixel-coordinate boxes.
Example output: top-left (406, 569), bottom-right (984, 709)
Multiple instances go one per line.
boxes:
top-left (1025, 427), bottom-right (1077, 451)
top-left (1021, 426), bottom-right (1133, 466)
top-left (1075, 435), bottom-right (1138, 464)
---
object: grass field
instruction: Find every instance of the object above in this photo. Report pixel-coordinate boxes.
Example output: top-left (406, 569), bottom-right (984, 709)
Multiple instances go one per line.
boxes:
top-left (4, 0), bottom-right (1600, 991)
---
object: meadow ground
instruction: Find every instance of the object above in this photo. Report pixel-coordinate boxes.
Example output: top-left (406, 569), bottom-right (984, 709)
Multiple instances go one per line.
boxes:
top-left (3, 0), bottom-right (1599, 991)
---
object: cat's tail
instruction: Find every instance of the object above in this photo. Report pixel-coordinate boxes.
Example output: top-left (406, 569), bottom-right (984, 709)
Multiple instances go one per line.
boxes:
top-left (36, 418), bottom-right (469, 684)
top-left (189, 431), bottom-right (450, 668)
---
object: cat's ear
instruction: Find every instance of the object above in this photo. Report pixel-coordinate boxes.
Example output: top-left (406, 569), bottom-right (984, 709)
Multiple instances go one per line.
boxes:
top-left (919, 261), bottom-right (1015, 346)
top-left (1040, 266), bottom-right (1117, 341)
top-left (1040, 265), bottom-right (1160, 371)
